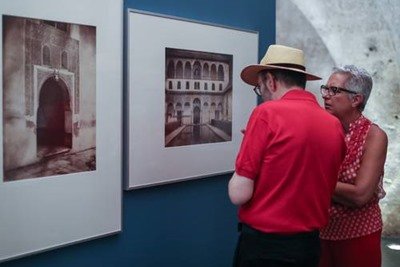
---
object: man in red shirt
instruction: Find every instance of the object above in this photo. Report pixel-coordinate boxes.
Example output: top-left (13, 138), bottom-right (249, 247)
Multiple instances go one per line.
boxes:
top-left (229, 45), bottom-right (346, 267)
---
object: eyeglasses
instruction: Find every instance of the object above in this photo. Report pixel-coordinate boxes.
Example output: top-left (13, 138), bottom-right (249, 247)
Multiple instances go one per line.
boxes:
top-left (320, 85), bottom-right (358, 97)
top-left (253, 86), bottom-right (262, 97)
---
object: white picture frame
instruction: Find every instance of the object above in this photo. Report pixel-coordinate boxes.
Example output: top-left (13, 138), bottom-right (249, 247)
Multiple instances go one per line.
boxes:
top-left (0, 0), bottom-right (122, 262)
top-left (126, 10), bottom-right (258, 189)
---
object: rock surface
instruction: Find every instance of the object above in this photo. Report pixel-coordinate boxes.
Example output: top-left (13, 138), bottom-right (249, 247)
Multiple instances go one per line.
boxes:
top-left (277, 0), bottom-right (400, 236)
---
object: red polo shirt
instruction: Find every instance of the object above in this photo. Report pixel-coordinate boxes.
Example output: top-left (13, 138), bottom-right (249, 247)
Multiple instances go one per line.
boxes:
top-left (236, 89), bottom-right (345, 234)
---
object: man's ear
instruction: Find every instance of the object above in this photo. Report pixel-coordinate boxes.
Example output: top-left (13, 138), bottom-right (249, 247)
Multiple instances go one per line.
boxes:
top-left (352, 94), bottom-right (364, 109)
top-left (266, 72), bottom-right (277, 92)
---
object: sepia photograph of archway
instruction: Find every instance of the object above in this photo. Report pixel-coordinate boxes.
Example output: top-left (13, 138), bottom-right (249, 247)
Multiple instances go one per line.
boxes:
top-left (2, 15), bottom-right (96, 181)
top-left (165, 48), bottom-right (233, 147)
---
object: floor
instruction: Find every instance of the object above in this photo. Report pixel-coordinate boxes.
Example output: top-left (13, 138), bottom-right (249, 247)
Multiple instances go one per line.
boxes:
top-left (4, 147), bottom-right (96, 181)
top-left (382, 238), bottom-right (400, 267)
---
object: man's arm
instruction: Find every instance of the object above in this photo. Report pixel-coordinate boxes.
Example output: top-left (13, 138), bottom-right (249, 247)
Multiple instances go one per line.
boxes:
top-left (333, 125), bottom-right (388, 208)
top-left (228, 172), bottom-right (254, 205)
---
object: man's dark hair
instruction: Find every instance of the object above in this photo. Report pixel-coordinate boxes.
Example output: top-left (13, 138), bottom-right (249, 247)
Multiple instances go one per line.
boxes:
top-left (260, 69), bottom-right (306, 88)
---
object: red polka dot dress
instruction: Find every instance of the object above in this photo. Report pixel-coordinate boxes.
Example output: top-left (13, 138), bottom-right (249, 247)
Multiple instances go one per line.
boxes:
top-left (320, 115), bottom-right (385, 241)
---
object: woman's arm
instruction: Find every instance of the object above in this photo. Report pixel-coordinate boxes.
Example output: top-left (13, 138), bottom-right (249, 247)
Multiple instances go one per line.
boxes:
top-left (333, 125), bottom-right (388, 208)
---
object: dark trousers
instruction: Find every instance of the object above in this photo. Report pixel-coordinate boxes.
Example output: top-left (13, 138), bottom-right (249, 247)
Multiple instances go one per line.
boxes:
top-left (233, 224), bottom-right (321, 267)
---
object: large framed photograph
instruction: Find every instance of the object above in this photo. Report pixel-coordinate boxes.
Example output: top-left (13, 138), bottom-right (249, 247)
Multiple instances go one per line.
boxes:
top-left (0, 0), bottom-right (122, 262)
top-left (3, 15), bottom-right (96, 181)
top-left (126, 10), bottom-right (258, 189)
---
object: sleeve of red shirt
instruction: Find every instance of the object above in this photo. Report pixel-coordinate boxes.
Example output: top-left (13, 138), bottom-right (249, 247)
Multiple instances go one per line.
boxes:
top-left (235, 106), bottom-right (273, 180)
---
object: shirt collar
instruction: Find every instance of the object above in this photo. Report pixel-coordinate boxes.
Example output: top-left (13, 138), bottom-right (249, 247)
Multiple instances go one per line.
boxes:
top-left (280, 88), bottom-right (318, 103)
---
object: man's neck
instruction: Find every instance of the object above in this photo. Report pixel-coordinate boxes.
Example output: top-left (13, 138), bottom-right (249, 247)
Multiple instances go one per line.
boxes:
top-left (274, 86), bottom-right (304, 100)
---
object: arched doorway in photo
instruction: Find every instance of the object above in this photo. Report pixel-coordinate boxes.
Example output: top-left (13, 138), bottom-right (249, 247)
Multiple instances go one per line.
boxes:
top-left (37, 77), bottom-right (72, 158)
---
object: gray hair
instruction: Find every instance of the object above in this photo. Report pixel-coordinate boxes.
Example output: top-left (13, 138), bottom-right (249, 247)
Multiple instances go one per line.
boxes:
top-left (332, 65), bottom-right (373, 111)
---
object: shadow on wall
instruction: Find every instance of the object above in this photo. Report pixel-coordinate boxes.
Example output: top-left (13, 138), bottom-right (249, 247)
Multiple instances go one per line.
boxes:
top-left (276, 0), bottom-right (335, 105)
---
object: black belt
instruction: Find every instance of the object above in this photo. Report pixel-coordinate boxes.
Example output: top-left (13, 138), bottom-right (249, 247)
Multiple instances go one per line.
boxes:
top-left (238, 223), bottom-right (319, 240)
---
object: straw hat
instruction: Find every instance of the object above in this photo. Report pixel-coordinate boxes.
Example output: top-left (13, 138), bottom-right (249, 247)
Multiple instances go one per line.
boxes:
top-left (241, 44), bottom-right (321, 86)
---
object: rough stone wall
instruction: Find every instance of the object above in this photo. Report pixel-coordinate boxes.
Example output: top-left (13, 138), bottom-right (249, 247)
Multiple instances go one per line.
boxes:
top-left (73, 24), bottom-right (96, 151)
top-left (2, 16), bottom-right (34, 170)
top-left (277, 0), bottom-right (400, 236)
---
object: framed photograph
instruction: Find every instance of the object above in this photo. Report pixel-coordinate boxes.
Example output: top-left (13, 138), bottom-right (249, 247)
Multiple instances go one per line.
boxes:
top-left (165, 48), bottom-right (233, 147)
top-left (0, 0), bottom-right (122, 262)
top-left (3, 15), bottom-right (96, 181)
top-left (126, 10), bottom-right (258, 189)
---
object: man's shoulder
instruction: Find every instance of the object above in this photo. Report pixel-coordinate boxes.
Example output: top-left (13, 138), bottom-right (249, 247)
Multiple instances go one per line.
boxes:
top-left (256, 98), bottom-right (318, 113)
top-left (256, 99), bottom-right (285, 111)
top-left (250, 101), bottom-right (282, 120)
top-left (315, 110), bottom-right (343, 130)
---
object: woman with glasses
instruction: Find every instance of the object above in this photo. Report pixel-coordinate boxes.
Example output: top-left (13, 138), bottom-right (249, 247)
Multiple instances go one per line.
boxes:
top-left (319, 65), bottom-right (388, 267)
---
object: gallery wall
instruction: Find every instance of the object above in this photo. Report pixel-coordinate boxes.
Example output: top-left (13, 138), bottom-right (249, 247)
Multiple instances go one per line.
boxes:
top-left (2, 0), bottom-right (275, 266)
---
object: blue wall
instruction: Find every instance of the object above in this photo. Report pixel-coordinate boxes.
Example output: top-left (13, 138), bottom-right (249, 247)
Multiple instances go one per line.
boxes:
top-left (3, 1), bottom-right (275, 266)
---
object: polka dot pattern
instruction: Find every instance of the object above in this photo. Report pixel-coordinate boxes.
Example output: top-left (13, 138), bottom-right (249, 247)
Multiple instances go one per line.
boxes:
top-left (320, 115), bottom-right (385, 240)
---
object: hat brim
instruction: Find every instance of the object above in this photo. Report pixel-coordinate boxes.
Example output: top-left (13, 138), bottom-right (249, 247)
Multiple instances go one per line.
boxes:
top-left (240, 64), bottom-right (322, 86)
